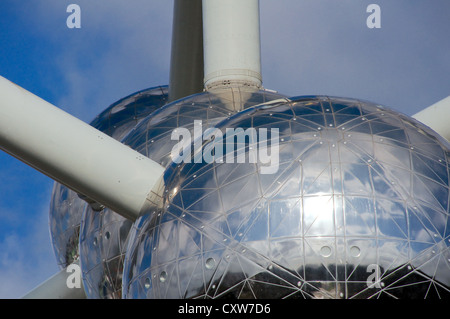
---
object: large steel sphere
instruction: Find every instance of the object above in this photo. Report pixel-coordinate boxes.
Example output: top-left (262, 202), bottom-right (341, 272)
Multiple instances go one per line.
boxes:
top-left (49, 86), bottom-right (168, 269)
top-left (123, 96), bottom-right (450, 299)
top-left (79, 86), bottom-right (287, 298)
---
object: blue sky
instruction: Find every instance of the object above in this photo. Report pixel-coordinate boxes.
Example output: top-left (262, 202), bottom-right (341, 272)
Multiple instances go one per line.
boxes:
top-left (0, 0), bottom-right (449, 298)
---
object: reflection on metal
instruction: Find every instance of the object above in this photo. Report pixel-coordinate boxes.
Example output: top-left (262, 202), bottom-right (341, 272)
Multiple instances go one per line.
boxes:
top-left (3, 0), bottom-right (448, 300)
top-left (123, 96), bottom-right (450, 299)
top-left (50, 86), bottom-right (169, 270)
top-left (79, 86), bottom-right (287, 299)
top-left (123, 87), bottom-right (286, 168)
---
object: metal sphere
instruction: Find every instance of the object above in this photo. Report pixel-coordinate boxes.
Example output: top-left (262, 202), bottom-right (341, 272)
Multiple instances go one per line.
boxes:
top-left (123, 96), bottom-right (450, 299)
top-left (76, 86), bottom-right (168, 298)
top-left (79, 86), bottom-right (286, 298)
top-left (49, 86), bottom-right (168, 270)
top-left (79, 206), bottom-right (134, 298)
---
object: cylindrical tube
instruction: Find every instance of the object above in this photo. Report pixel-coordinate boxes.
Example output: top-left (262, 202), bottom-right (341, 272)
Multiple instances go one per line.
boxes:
top-left (168, 0), bottom-right (204, 102)
top-left (22, 261), bottom-right (86, 299)
top-left (0, 76), bottom-right (165, 221)
top-left (202, 0), bottom-right (262, 90)
top-left (412, 96), bottom-right (450, 142)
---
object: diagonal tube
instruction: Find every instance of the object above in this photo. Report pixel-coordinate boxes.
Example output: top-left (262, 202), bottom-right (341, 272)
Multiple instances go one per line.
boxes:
top-left (412, 96), bottom-right (450, 143)
top-left (22, 261), bottom-right (86, 299)
top-left (0, 75), bottom-right (165, 221)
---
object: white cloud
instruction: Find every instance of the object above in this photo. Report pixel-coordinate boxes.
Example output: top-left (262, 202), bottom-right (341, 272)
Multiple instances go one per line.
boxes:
top-left (26, 0), bottom-right (173, 122)
top-left (259, 0), bottom-right (450, 114)
top-left (0, 187), bottom-right (58, 299)
top-left (21, 0), bottom-right (450, 119)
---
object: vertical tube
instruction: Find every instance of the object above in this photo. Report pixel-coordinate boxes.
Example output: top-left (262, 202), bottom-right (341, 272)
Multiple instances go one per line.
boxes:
top-left (202, 0), bottom-right (262, 90)
top-left (168, 0), bottom-right (204, 102)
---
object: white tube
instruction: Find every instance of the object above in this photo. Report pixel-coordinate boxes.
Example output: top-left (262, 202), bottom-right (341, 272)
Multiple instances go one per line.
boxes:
top-left (202, 0), bottom-right (262, 90)
top-left (412, 96), bottom-right (450, 142)
top-left (0, 76), bottom-right (165, 221)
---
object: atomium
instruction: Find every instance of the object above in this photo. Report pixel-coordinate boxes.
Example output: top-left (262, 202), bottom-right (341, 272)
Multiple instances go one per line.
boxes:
top-left (122, 96), bottom-right (450, 299)
top-left (78, 86), bottom-right (287, 298)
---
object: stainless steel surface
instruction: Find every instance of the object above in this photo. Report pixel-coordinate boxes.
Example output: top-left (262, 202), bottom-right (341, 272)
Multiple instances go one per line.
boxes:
top-left (77, 87), bottom-right (286, 298)
top-left (49, 86), bottom-right (168, 270)
top-left (122, 96), bottom-right (450, 299)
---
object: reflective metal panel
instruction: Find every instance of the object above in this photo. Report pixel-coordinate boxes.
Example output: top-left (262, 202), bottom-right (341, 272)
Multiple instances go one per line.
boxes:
top-left (49, 86), bottom-right (168, 271)
top-left (123, 87), bottom-right (287, 167)
top-left (123, 96), bottom-right (450, 299)
top-left (79, 87), bottom-right (286, 298)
